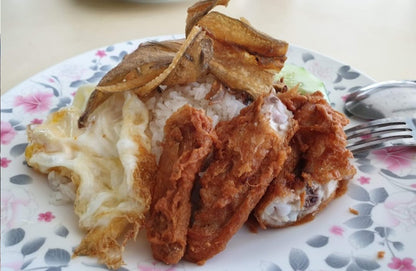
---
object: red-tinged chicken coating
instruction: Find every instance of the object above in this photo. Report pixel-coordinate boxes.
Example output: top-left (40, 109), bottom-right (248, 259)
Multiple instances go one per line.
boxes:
top-left (146, 105), bottom-right (215, 265)
top-left (253, 89), bottom-right (356, 229)
top-left (185, 94), bottom-right (297, 264)
top-left (278, 89), bottom-right (356, 183)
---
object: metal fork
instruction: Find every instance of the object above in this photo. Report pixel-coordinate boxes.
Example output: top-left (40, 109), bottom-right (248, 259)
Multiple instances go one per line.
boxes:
top-left (345, 117), bottom-right (416, 154)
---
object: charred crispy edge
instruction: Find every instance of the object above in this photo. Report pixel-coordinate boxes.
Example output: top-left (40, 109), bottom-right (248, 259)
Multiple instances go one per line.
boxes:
top-left (73, 215), bottom-right (143, 270)
top-left (185, 0), bottom-right (230, 36)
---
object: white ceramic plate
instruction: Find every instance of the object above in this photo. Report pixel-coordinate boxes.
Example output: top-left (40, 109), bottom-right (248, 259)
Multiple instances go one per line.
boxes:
top-left (2, 35), bottom-right (416, 271)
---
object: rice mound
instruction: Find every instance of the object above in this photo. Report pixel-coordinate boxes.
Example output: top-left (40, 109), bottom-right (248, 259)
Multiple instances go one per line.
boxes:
top-left (145, 80), bottom-right (246, 160)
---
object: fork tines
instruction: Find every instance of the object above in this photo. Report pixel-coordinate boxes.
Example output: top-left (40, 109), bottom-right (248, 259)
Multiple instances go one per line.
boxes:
top-left (345, 117), bottom-right (416, 154)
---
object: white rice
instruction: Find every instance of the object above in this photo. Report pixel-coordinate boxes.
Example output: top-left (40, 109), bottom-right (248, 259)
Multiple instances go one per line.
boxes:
top-left (145, 80), bottom-right (246, 161)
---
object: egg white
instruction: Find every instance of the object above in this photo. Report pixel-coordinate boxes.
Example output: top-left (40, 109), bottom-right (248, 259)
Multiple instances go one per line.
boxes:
top-left (25, 86), bottom-right (156, 268)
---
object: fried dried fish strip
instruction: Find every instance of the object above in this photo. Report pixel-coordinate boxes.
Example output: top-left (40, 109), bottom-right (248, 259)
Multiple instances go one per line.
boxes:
top-left (197, 11), bottom-right (288, 57)
top-left (100, 40), bottom-right (183, 87)
top-left (195, 11), bottom-right (287, 98)
top-left (78, 40), bottom-right (182, 128)
top-left (185, 94), bottom-right (296, 264)
top-left (146, 105), bottom-right (215, 265)
top-left (78, 27), bottom-right (202, 128)
top-left (185, 0), bottom-right (230, 36)
top-left (208, 40), bottom-right (283, 98)
top-left (162, 31), bottom-right (213, 86)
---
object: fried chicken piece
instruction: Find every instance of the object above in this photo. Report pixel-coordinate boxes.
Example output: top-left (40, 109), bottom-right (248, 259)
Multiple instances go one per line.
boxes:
top-left (252, 142), bottom-right (302, 229)
top-left (253, 89), bottom-right (356, 228)
top-left (185, 94), bottom-right (297, 264)
top-left (278, 89), bottom-right (356, 183)
top-left (146, 105), bottom-right (215, 265)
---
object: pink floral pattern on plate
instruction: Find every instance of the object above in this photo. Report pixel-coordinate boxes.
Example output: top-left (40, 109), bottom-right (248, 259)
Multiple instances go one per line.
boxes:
top-left (388, 257), bottom-right (416, 271)
top-left (373, 147), bottom-right (416, 172)
top-left (1, 121), bottom-right (17, 145)
top-left (38, 211), bottom-right (56, 222)
top-left (14, 92), bottom-right (54, 113)
top-left (1, 157), bottom-right (12, 168)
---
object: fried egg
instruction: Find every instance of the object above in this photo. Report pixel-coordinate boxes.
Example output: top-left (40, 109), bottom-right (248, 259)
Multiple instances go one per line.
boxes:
top-left (25, 86), bottom-right (157, 269)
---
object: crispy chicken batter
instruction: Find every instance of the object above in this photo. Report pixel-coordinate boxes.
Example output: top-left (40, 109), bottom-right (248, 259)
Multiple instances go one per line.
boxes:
top-left (278, 89), bottom-right (356, 183)
top-left (253, 89), bottom-right (356, 229)
top-left (146, 105), bottom-right (215, 265)
top-left (185, 94), bottom-right (297, 264)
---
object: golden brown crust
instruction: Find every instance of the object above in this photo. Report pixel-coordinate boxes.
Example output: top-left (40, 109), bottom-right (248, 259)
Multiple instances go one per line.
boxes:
top-left (278, 89), bottom-right (356, 184)
top-left (133, 142), bottom-right (158, 209)
top-left (73, 216), bottom-right (142, 269)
